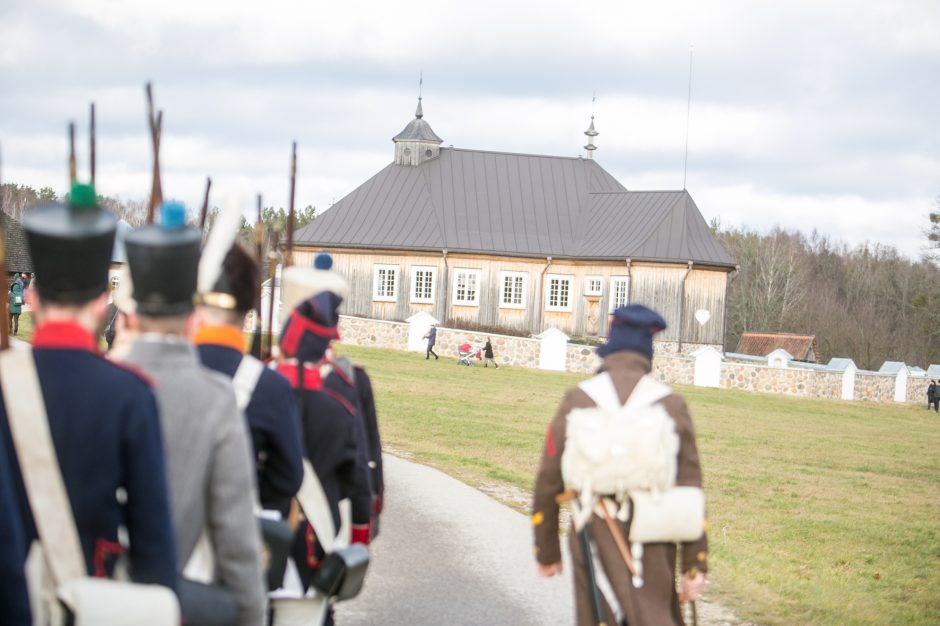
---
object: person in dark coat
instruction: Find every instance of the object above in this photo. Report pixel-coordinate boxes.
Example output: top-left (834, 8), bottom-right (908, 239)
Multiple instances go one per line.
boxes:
top-left (194, 241), bottom-right (304, 517)
top-left (0, 431), bottom-right (31, 625)
top-left (0, 184), bottom-right (178, 601)
top-left (324, 348), bottom-right (384, 536)
top-left (424, 323), bottom-right (439, 360)
top-left (483, 337), bottom-right (498, 368)
top-left (276, 267), bottom-right (372, 597)
top-left (928, 380), bottom-right (937, 411)
top-left (8, 275), bottom-right (23, 335)
top-left (532, 305), bottom-right (707, 626)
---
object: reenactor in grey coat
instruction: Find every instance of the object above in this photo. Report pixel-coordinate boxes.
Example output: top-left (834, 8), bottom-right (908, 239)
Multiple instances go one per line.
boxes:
top-left (533, 305), bottom-right (708, 626)
top-left (121, 202), bottom-right (266, 626)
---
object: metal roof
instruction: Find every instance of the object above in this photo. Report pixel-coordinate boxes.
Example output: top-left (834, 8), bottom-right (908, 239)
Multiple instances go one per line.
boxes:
top-left (735, 332), bottom-right (820, 362)
top-left (878, 361), bottom-right (908, 375)
top-left (826, 358), bottom-right (856, 372)
top-left (295, 147), bottom-right (734, 267)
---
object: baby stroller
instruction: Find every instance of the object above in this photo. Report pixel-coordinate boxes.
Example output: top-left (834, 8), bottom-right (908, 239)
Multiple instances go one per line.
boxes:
top-left (457, 342), bottom-right (476, 366)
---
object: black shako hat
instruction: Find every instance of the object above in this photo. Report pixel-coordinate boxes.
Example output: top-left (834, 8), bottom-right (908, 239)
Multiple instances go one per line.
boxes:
top-left (125, 202), bottom-right (201, 317)
top-left (23, 182), bottom-right (117, 304)
top-left (200, 243), bottom-right (260, 314)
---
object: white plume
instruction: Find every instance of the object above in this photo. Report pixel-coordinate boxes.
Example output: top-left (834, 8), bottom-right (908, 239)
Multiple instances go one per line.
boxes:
top-left (197, 193), bottom-right (247, 294)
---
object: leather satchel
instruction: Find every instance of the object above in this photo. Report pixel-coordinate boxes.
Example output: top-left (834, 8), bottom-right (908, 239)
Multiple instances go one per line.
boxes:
top-left (260, 517), bottom-right (294, 591)
top-left (0, 349), bottom-right (180, 626)
top-left (176, 578), bottom-right (238, 626)
top-left (309, 543), bottom-right (370, 600)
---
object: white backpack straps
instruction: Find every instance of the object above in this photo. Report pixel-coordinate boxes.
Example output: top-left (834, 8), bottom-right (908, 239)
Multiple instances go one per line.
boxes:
top-left (578, 372), bottom-right (673, 413)
top-left (577, 372), bottom-right (620, 412)
top-left (623, 375), bottom-right (673, 411)
top-left (232, 354), bottom-right (265, 412)
top-left (0, 349), bottom-right (86, 584)
top-left (296, 460), bottom-right (337, 553)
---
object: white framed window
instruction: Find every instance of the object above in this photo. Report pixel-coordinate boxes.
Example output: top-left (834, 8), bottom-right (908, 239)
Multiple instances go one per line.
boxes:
top-left (609, 276), bottom-right (630, 311)
top-left (410, 266), bottom-right (436, 304)
top-left (372, 264), bottom-right (399, 302)
top-left (499, 271), bottom-right (527, 309)
top-left (545, 274), bottom-right (573, 312)
top-left (452, 268), bottom-right (481, 306)
top-left (584, 276), bottom-right (603, 296)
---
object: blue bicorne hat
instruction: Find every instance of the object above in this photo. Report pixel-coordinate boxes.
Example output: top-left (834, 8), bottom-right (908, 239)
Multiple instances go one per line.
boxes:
top-left (597, 304), bottom-right (667, 360)
top-left (279, 290), bottom-right (343, 363)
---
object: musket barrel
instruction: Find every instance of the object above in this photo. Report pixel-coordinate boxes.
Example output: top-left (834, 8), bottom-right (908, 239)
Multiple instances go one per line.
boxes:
top-left (199, 177), bottom-right (212, 231)
top-left (285, 141), bottom-right (297, 267)
top-left (68, 122), bottom-right (77, 185)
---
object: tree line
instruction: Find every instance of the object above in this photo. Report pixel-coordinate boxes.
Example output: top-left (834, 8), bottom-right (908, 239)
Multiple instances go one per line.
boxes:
top-left (1, 183), bottom-right (316, 258)
top-left (716, 216), bottom-right (940, 370)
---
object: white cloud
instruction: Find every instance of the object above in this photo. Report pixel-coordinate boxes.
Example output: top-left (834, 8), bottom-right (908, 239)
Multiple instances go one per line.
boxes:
top-left (1, 0), bottom-right (937, 260)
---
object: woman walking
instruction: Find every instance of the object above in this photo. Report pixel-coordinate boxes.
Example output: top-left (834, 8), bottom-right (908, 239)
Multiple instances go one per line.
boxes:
top-left (8, 275), bottom-right (23, 336)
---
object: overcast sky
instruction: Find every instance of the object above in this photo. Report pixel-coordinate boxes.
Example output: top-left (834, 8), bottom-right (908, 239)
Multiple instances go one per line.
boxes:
top-left (2, 0), bottom-right (938, 259)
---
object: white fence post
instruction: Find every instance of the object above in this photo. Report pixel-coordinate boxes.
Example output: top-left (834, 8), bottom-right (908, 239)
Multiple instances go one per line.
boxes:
top-left (406, 312), bottom-right (440, 353)
top-left (536, 328), bottom-right (569, 371)
top-left (691, 346), bottom-right (722, 388)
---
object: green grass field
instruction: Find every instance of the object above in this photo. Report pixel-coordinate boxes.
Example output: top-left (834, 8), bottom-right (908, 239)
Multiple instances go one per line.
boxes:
top-left (338, 343), bottom-right (940, 626)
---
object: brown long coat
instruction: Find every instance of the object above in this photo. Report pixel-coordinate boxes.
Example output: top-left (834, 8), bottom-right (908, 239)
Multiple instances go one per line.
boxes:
top-left (532, 351), bottom-right (709, 626)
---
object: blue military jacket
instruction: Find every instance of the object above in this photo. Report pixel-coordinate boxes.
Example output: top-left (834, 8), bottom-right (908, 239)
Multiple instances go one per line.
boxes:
top-left (0, 322), bottom-right (177, 590)
top-left (0, 432), bottom-right (30, 625)
top-left (195, 326), bottom-right (304, 517)
top-left (276, 360), bottom-right (371, 587)
top-left (324, 355), bottom-right (384, 512)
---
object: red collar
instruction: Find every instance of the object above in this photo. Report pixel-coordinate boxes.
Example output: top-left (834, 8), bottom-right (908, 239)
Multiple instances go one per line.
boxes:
top-left (276, 361), bottom-right (323, 391)
top-left (33, 321), bottom-right (99, 353)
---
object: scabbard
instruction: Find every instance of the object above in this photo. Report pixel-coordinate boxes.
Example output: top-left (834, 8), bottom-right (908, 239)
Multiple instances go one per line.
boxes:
top-left (578, 525), bottom-right (607, 626)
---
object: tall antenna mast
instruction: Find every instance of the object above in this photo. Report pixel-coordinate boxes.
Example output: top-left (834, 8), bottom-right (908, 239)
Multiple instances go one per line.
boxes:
top-left (683, 44), bottom-right (694, 190)
top-left (90, 102), bottom-right (96, 185)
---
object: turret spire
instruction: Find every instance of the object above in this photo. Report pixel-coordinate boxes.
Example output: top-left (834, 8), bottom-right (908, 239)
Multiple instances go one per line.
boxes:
top-left (584, 95), bottom-right (599, 159)
top-left (416, 73), bottom-right (424, 118)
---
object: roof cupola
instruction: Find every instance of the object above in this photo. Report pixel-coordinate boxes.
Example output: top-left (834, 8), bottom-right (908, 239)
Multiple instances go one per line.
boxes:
top-left (393, 86), bottom-right (442, 166)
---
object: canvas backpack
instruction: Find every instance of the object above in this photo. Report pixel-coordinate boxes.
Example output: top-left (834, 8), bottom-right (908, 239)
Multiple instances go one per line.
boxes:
top-left (560, 372), bottom-right (679, 527)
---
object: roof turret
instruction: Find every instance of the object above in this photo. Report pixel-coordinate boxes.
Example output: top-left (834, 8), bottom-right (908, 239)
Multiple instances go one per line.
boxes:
top-left (393, 96), bottom-right (443, 166)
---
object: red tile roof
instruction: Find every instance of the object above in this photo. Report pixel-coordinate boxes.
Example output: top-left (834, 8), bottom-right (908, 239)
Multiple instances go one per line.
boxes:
top-left (734, 332), bottom-right (820, 363)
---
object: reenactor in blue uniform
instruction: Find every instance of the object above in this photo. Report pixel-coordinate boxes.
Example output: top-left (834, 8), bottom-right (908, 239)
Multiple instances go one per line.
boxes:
top-left (323, 351), bottom-right (385, 534)
top-left (121, 202), bottom-right (265, 625)
top-left (276, 267), bottom-right (373, 598)
top-left (312, 253), bottom-right (385, 533)
top-left (194, 241), bottom-right (304, 518)
top-left (0, 184), bottom-right (178, 608)
top-left (0, 432), bottom-right (31, 625)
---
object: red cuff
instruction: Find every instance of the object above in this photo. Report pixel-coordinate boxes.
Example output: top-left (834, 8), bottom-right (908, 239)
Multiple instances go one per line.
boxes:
top-left (351, 524), bottom-right (370, 545)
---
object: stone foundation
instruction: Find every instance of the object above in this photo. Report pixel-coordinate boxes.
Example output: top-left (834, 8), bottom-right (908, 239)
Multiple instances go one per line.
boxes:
top-left (336, 315), bottom-right (917, 404)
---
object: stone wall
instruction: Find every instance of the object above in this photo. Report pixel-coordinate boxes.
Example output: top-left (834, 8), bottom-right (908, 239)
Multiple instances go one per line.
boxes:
top-left (717, 363), bottom-right (843, 399)
top-left (854, 372), bottom-right (898, 403)
top-left (336, 315), bottom-right (916, 404)
top-left (340, 315), bottom-right (542, 368)
top-left (906, 376), bottom-right (931, 405)
top-left (340, 314), bottom-right (410, 347)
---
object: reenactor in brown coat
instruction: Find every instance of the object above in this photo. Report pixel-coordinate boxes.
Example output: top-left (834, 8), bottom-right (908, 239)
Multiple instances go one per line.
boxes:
top-left (532, 305), bottom-right (708, 626)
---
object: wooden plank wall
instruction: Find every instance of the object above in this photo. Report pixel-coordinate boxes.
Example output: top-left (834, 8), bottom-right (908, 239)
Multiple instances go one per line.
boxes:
top-left (294, 248), bottom-right (727, 344)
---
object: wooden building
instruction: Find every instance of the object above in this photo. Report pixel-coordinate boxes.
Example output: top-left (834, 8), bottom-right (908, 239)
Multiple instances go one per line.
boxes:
top-left (293, 99), bottom-right (736, 348)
